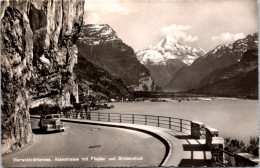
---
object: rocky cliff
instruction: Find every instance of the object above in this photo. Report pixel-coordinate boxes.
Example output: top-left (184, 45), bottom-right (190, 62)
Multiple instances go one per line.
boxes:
top-left (166, 33), bottom-right (258, 91)
top-left (76, 24), bottom-right (156, 91)
top-left (1, 0), bottom-right (84, 154)
top-left (74, 54), bottom-right (132, 100)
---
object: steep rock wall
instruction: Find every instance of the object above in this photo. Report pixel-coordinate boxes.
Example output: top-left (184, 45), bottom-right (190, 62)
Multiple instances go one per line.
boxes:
top-left (77, 24), bottom-right (157, 91)
top-left (1, 0), bottom-right (84, 154)
top-left (74, 54), bottom-right (132, 100)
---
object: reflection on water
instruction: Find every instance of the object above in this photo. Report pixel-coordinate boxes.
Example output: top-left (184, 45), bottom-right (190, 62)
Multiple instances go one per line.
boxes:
top-left (100, 100), bottom-right (258, 144)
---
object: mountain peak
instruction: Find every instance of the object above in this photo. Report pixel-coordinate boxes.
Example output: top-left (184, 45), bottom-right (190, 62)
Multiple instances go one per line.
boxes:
top-left (78, 24), bottom-right (120, 45)
top-left (80, 24), bottom-right (116, 37)
top-left (136, 36), bottom-right (206, 66)
top-left (208, 32), bottom-right (258, 56)
top-left (165, 35), bottom-right (178, 42)
top-left (156, 35), bottom-right (180, 49)
top-left (77, 24), bottom-right (157, 91)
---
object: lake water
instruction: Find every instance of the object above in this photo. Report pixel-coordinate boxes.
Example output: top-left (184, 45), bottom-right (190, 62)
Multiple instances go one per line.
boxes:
top-left (100, 99), bottom-right (258, 144)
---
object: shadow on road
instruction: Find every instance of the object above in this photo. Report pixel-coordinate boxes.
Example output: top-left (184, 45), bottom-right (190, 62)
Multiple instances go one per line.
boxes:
top-left (183, 144), bottom-right (209, 151)
top-left (32, 128), bottom-right (61, 135)
top-left (173, 135), bottom-right (212, 167)
top-left (175, 135), bottom-right (194, 139)
top-left (178, 159), bottom-right (211, 167)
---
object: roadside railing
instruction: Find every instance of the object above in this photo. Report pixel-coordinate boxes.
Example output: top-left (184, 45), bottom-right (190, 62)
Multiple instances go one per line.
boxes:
top-left (62, 111), bottom-right (192, 134)
top-left (89, 112), bottom-right (191, 134)
top-left (58, 110), bottom-right (259, 167)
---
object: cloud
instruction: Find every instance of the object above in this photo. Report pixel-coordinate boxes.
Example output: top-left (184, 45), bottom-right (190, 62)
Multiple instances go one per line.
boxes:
top-left (91, 13), bottom-right (101, 23)
top-left (185, 35), bottom-right (198, 42)
top-left (211, 32), bottom-right (245, 42)
top-left (153, 24), bottom-right (198, 42)
top-left (85, 1), bottom-right (136, 15)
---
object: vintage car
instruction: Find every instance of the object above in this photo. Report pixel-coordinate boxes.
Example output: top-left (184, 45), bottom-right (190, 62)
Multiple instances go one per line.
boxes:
top-left (38, 114), bottom-right (65, 132)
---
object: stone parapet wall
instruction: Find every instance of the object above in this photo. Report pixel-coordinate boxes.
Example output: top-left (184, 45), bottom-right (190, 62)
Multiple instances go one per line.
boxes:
top-left (190, 121), bottom-right (259, 166)
top-left (191, 121), bottom-right (205, 139)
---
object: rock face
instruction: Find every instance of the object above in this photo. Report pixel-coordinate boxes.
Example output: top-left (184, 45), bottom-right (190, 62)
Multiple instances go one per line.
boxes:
top-left (191, 49), bottom-right (258, 98)
top-left (1, 0), bottom-right (84, 154)
top-left (77, 24), bottom-right (156, 91)
top-left (74, 54), bottom-right (132, 100)
top-left (166, 33), bottom-right (258, 91)
top-left (136, 35), bottom-right (205, 87)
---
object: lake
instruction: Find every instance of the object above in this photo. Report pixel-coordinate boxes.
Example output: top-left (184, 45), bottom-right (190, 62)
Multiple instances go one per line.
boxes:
top-left (99, 99), bottom-right (258, 144)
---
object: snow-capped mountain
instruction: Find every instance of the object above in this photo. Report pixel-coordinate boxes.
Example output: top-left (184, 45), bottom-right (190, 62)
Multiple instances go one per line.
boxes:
top-left (198, 33), bottom-right (258, 62)
top-left (166, 33), bottom-right (258, 91)
top-left (77, 24), bottom-right (157, 91)
top-left (78, 24), bottom-right (120, 45)
top-left (135, 35), bottom-right (206, 87)
top-left (136, 35), bottom-right (206, 66)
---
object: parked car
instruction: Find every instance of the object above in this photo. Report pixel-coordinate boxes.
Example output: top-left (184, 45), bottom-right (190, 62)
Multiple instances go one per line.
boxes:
top-left (38, 114), bottom-right (65, 132)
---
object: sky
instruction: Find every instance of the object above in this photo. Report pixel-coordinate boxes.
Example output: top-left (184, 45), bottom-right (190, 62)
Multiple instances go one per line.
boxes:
top-left (84, 0), bottom-right (258, 51)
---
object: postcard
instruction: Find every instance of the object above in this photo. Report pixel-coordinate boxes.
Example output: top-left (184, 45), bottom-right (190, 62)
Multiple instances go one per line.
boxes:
top-left (1, 0), bottom-right (259, 167)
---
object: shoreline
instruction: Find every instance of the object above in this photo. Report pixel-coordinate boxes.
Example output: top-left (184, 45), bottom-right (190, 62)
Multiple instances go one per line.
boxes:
top-left (105, 96), bottom-right (257, 104)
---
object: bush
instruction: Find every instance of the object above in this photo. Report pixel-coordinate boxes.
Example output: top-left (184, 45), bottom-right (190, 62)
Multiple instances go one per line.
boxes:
top-left (224, 137), bottom-right (259, 166)
top-left (225, 137), bottom-right (259, 156)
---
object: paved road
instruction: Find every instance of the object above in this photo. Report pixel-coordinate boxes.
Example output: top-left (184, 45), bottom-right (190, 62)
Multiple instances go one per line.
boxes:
top-left (2, 119), bottom-right (165, 167)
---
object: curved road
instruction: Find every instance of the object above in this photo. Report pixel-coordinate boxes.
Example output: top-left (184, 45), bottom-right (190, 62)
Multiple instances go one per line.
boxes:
top-left (2, 119), bottom-right (165, 167)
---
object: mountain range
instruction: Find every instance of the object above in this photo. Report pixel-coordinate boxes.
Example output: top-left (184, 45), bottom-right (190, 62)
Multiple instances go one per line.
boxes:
top-left (136, 35), bottom-right (206, 87)
top-left (76, 25), bottom-right (257, 98)
top-left (190, 48), bottom-right (258, 98)
top-left (165, 33), bottom-right (258, 93)
top-left (76, 24), bottom-right (258, 98)
top-left (76, 24), bottom-right (156, 92)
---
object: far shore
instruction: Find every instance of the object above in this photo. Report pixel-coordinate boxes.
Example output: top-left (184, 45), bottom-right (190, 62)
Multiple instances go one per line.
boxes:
top-left (104, 96), bottom-right (257, 104)
top-left (132, 91), bottom-right (258, 101)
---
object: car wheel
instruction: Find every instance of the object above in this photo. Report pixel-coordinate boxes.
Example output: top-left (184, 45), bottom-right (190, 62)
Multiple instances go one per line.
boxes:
top-left (39, 127), bottom-right (45, 133)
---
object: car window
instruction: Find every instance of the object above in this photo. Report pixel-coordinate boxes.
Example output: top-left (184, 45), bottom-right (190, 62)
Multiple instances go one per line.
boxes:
top-left (46, 116), bottom-right (52, 119)
top-left (53, 115), bottom-right (60, 119)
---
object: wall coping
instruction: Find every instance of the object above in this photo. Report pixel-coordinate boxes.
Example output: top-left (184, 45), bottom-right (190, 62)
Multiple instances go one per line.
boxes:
top-left (205, 127), bottom-right (218, 132)
top-left (192, 121), bottom-right (204, 125)
top-left (211, 137), bottom-right (224, 144)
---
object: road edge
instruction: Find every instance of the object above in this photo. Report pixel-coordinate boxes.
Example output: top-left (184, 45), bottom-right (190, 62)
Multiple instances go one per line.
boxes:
top-left (30, 116), bottom-right (172, 167)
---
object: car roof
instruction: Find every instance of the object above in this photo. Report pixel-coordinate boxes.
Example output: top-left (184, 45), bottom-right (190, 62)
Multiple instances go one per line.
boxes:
top-left (45, 114), bottom-right (60, 116)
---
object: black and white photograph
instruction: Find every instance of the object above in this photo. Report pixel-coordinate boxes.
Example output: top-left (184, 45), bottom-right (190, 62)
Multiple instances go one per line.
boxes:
top-left (1, 0), bottom-right (259, 167)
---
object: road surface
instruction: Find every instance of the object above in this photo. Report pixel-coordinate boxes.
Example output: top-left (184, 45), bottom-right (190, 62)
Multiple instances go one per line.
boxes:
top-left (2, 119), bottom-right (165, 167)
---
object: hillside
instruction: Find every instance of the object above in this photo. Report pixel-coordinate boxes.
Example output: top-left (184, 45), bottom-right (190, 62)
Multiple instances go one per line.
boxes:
top-left (166, 33), bottom-right (258, 91)
top-left (74, 55), bottom-right (132, 100)
top-left (190, 49), bottom-right (258, 98)
top-left (77, 24), bottom-right (156, 91)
